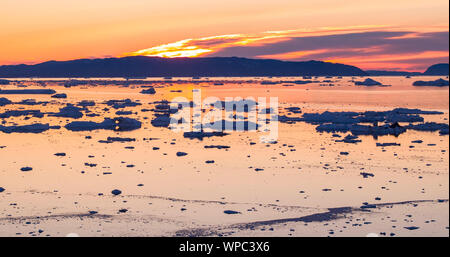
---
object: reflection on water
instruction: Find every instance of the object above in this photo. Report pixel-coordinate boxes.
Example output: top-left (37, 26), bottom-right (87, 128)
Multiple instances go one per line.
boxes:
top-left (0, 76), bottom-right (448, 236)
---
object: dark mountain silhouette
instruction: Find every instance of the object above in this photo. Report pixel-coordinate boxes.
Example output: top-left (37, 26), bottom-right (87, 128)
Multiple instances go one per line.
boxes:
top-left (366, 63), bottom-right (449, 76)
top-left (423, 63), bottom-right (449, 75)
top-left (365, 70), bottom-right (422, 76)
top-left (0, 56), bottom-right (367, 78)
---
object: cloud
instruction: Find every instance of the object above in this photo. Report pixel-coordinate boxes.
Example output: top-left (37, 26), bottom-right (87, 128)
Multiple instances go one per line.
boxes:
top-left (124, 26), bottom-right (449, 71)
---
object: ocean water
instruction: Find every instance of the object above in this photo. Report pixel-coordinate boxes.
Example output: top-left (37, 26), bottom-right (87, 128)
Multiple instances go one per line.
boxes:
top-left (0, 76), bottom-right (448, 236)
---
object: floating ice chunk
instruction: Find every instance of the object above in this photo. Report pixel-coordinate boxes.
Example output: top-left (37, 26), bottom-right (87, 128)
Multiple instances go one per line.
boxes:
top-left (0, 97), bottom-right (12, 106)
top-left (360, 172), bottom-right (374, 178)
top-left (0, 123), bottom-right (59, 133)
top-left (0, 89), bottom-right (56, 94)
top-left (49, 104), bottom-right (84, 119)
top-left (413, 78), bottom-right (449, 87)
top-left (151, 115), bottom-right (171, 127)
top-left (111, 189), bottom-right (122, 196)
top-left (406, 122), bottom-right (449, 135)
top-left (390, 108), bottom-right (444, 115)
top-left (51, 93), bottom-right (67, 99)
top-left (65, 117), bottom-right (142, 131)
top-left (204, 145), bottom-right (230, 149)
top-left (376, 142), bottom-right (400, 147)
top-left (99, 137), bottom-right (136, 143)
top-left (115, 111), bottom-right (133, 116)
top-left (176, 151), bottom-right (188, 157)
top-left (354, 78), bottom-right (389, 87)
top-left (335, 134), bottom-right (362, 144)
top-left (0, 110), bottom-right (44, 119)
top-left (77, 100), bottom-right (96, 107)
top-left (140, 87), bottom-right (156, 94)
top-left (183, 131), bottom-right (229, 140)
top-left (285, 107), bottom-right (302, 114)
top-left (104, 99), bottom-right (141, 109)
top-left (223, 210), bottom-right (241, 214)
top-left (278, 115), bottom-right (303, 123)
top-left (302, 111), bottom-right (359, 124)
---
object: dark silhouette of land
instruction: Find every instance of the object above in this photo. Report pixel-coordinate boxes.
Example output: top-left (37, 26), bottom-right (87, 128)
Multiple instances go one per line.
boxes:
top-left (0, 56), bottom-right (367, 78)
top-left (367, 63), bottom-right (449, 76)
top-left (423, 63), bottom-right (449, 76)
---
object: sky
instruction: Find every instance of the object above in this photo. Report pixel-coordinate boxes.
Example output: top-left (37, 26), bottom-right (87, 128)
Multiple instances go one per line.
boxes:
top-left (1, 0), bottom-right (449, 71)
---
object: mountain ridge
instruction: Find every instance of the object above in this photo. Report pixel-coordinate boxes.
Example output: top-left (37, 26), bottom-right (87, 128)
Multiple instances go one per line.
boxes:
top-left (0, 56), bottom-right (367, 78)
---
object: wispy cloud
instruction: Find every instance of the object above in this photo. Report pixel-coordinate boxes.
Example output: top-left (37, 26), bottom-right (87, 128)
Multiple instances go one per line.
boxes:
top-left (124, 26), bottom-right (449, 71)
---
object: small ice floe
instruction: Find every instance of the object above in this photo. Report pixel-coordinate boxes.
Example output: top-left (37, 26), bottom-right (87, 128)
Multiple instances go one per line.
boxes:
top-left (0, 97), bottom-right (12, 106)
top-left (299, 107), bottom-right (447, 139)
top-left (0, 110), bottom-right (44, 119)
top-left (406, 122), bottom-right (449, 135)
top-left (278, 115), bottom-right (303, 123)
top-left (198, 120), bottom-right (258, 132)
top-left (0, 123), bottom-right (59, 134)
top-left (391, 108), bottom-right (443, 115)
top-left (260, 81), bottom-right (279, 85)
top-left (20, 167), bottom-right (33, 172)
top-left (115, 111), bottom-right (133, 116)
top-left (63, 80), bottom-right (89, 87)
top-left (111, 189), bottom-right (122, 196)
top-left (291, 80), bottom-right (316, 84)
top-left (0, 89), bottom-right (56, 94)
top-left (183, 131), bottom-right (228, 140)
top-left (140, 87), bottom-right (156, 94)
top-left (285, 107), bottom-right (302, 114)
top-left (360, 203), bottom-right (377, 209)
top-left (413, 78), bottom-right (449, 87)
top-left (176, 151), bottom-right (188, 157)
top-left (65, 117), bottom-right (142, 131)
top-left (204, 145), bottom-right (230, 149)
top-left (14, 99), bottom-right (49, 106)
top-left (404, 226), bottom-right (420, 230)
top-left (360, 172), bottom-right (374, 178)
top-left (354, 78), bottom-right (390, 87)
top-left (153, 102), bottom-right (179, 115)
top-left (318, 123), bottom-right (407, 137)
top-left (99, 137), bottom-right (136, 143)
top-left (376, 142), bottom-right (400, 147)
top-left (104, 99), bottom-right (141, 109)
top-left (77, 100), bottom-right (96, 107)
top-left (151, 115), bottom-right (171, 127)
top-left (51, 93), bottom-right (67, 99)
top-left (49, 104), bottom-right (83, 119)
top-left (224, 210), bottom-right (241, 214)
top-left (335, 134), bottom-right (361, 144)
top-left (302, 108), bottom-right (434, 125)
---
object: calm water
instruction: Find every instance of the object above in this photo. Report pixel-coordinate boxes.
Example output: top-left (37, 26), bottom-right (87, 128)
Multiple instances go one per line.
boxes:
top-left (0, 76), bottom-right (448, 236)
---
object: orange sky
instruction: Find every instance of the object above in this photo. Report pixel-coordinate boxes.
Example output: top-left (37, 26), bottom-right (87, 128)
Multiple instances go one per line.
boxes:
top-left (1, 0), bottom-right (449, 71)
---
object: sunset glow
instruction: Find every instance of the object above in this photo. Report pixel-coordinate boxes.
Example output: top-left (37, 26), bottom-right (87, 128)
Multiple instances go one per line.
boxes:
top-left (124, 26), bottom-right (449, 71)
top-left (1, 0), bottom-right (449, 71)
